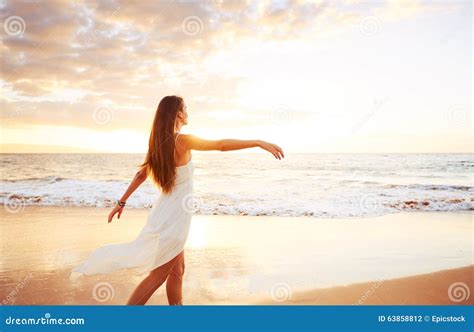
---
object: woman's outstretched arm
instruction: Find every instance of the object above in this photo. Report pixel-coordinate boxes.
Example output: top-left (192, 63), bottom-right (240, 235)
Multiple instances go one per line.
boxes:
top-left (181, 134), bottom-right (284, 159)
top-left (108, 167), bottom-right (147, 223)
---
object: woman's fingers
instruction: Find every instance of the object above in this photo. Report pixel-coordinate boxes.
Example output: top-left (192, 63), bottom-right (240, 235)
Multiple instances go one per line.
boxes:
top-left (270, 144), bottom-right (284, 159)
top-left (273, 146), bottom-right (284, 159)
top-left (262, 142), bottom-right (284, 159)
top-left (276, 145), bottom-right (284, 158)
top-left (108, 207), bottom-right (121, 223)
top-left (273, 150), bottom-right (281, 159)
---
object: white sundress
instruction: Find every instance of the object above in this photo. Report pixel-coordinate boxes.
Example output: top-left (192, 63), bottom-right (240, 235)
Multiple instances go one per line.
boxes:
top-left (69, 160), bottom-right (194, 281)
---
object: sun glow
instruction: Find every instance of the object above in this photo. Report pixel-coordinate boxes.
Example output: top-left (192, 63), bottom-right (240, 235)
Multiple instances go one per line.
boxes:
top-left (1, 1), bottom-right (471, 153)
top-left (186, 220), bottom-right (208, 249)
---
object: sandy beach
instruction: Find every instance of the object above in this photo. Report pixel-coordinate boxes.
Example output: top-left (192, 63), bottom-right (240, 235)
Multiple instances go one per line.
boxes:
top-left (259, 265), bottom-right (474, 305)
top-left (1, 207), bottom-right (472, 305)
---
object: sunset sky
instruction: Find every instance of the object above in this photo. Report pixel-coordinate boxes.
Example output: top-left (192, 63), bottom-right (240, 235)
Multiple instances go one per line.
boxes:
top-left (1, 0), bottom-right (472, 153)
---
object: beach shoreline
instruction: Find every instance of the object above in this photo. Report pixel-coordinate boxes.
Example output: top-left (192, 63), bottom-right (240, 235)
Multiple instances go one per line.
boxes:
top-left (1, 207), bottom-right (472, 305)
top-left (256, 265), bottom-right (474, 305)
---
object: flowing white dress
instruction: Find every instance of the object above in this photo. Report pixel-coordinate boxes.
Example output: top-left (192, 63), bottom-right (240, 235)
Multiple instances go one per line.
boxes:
top-left (69, 160), bottom-right (194, 281)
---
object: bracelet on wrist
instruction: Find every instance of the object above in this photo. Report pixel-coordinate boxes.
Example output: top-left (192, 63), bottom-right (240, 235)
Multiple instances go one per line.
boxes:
top-left (117, 200), bottom-right (126, 207)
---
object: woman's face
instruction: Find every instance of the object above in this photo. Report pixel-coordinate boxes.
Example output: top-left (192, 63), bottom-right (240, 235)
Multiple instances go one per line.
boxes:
top-left (179, 104), bottom-right (189, 126)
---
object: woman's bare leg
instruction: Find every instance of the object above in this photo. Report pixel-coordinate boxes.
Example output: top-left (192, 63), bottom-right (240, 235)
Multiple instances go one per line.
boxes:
top-left (166, 251), bottom-right (185, 305)
top-left (127, 253), bottom-right (182, 305)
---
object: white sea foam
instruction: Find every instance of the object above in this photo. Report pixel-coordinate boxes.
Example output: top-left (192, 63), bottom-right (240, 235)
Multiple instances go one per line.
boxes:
top-left (1, 153), bottom-right (472, 218)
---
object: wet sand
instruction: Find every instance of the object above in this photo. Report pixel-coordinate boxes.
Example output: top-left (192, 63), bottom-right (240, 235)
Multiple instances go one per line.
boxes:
top-left (1, 207), bottom-right (472, 305)
top-left (259, 265), bottom-right (474, 305)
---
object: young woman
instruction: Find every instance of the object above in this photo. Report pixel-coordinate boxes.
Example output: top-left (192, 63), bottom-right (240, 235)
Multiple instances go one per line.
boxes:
top-left (70, 95), bottom-right (284, 305)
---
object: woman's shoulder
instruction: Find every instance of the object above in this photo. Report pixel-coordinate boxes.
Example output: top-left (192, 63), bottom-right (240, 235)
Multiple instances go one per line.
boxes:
top-left (176, 133), bottom-right (195, 144)
top-left (176, 133), bottom-right (194, 150)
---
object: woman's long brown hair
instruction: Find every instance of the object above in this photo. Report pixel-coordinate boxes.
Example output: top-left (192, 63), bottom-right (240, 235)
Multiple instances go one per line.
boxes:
top-left (141, 95), bottom-right (184, 194)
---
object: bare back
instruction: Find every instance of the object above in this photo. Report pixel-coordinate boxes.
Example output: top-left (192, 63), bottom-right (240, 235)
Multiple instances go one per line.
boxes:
top-left (174, 134), bottom-right (192, 167)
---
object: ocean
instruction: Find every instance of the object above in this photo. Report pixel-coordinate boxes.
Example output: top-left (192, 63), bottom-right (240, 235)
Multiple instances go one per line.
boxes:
top-left (1, 153), bottom-right (472, 218)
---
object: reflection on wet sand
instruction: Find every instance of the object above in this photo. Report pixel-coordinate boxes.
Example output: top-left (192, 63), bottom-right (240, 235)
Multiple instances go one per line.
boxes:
top-left (1, 207), bottom-right (473, 305)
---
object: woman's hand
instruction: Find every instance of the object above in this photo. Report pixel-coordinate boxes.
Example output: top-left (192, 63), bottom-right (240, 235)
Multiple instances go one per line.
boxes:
top-left (258, 141), bottom-right (285, 160)
top-left (108, 205), bottom-right (124, 223)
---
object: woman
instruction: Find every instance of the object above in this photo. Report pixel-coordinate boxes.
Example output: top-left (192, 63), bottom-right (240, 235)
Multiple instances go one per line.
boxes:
top-left (70, 95), bottom-right (284, 305)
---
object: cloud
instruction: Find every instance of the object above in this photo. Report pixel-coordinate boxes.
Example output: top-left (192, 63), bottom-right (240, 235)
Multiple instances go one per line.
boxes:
top-left (0, 0), bottom-right (462, 137)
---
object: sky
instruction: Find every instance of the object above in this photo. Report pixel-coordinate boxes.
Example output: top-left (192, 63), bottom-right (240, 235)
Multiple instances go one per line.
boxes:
top-left (0, 0), bottom-right (472, 153)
